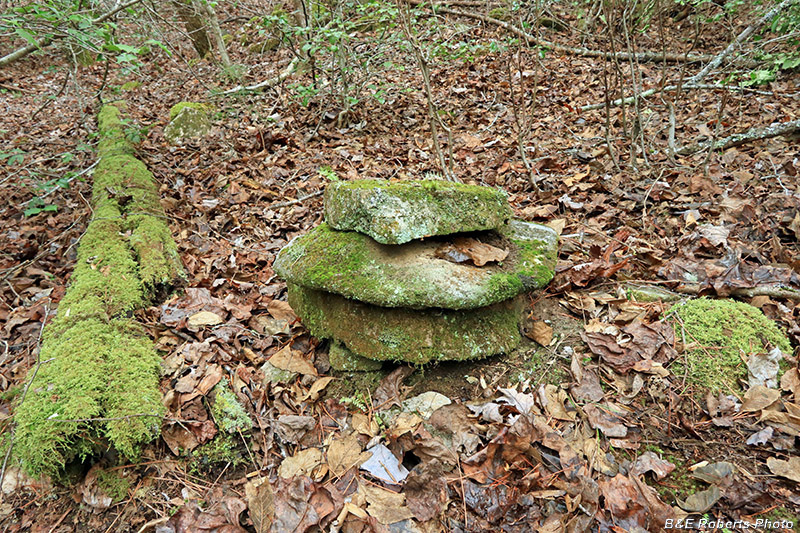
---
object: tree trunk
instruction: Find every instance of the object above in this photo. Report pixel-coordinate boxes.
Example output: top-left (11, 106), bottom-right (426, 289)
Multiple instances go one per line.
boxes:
top-left (171, 0), bottom-right (212, 59)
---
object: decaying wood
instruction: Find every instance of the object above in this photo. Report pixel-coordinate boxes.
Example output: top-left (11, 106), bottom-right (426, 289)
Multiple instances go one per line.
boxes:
top-left (675, 283), bottom-right (800, 301)
top-left (677, 118), bottom-right (800, 156)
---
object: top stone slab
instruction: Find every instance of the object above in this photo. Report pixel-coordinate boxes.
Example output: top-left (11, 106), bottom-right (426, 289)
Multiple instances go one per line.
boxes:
top-left (324, 179), bottom-right (513, 244)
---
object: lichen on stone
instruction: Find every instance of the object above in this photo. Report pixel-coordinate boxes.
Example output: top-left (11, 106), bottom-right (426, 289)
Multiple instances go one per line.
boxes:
top-left (273, 220), bottom-right (557, 310)
top-left (324, 179), bottom-right (513, 244)
top-left (669, 298), bottom-right (792, 394)
top-left (288, 284), bottom-right (522, 365)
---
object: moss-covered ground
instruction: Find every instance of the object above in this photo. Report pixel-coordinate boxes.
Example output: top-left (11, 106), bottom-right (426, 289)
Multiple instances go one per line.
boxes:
top-left (668, 298), bottom-right (792, 394)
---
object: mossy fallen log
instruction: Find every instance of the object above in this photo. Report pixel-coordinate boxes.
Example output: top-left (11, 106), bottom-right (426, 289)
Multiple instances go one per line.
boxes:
top-left (11, 102), bottom-right (184, 478)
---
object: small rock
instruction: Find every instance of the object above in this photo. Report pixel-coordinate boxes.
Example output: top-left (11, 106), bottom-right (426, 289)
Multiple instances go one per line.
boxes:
top-left (329, 341), bottom-right (382, 371)
top-left (165, 104), bottom-right (212, 144)
top-left (261, 361), bottom-right (298, 385)
top-left (402, 391), bottom-right (451, 419)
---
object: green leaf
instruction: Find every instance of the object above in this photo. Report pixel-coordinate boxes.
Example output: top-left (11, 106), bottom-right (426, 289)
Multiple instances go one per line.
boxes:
top-left (15, 27), bottom-right (38, 46)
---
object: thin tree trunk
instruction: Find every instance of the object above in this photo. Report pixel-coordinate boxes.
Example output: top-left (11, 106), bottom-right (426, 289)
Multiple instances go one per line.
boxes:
top-left (171, 0), bottom-right (212, 59)
top-left (199, 0), bottom-right (231, 67)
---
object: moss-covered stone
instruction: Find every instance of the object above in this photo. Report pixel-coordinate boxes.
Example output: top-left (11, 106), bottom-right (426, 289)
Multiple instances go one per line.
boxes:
top-left (274, 220), bottom-right (556, 310)
top-left (669, 298), bottom-right (792, 394)
top-left (165, 105), bottom-right (212, 144)
top-left (248, 38), bottom-right (281, 54)
top-left (288, 284), bottom-right (522, 365)
top-left (12, 320), bottom-right (164, 477)
top-left (324, 179), bottom-right (513, 244)
top-left (168, 102), bottom-right (214, 122)
top-left (329, 341), bottom-right (383, 371)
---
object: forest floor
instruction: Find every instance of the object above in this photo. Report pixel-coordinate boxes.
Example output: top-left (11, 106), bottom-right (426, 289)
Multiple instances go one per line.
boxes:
top-left (1, 2), bottom-right (799, 532)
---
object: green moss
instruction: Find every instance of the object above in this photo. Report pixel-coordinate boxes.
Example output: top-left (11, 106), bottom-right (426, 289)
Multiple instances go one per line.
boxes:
top-left (669, 298), bottom-right (792, 394)
top-left (210, 381), bottom-right (253, 434)
top-left (168, 102), bottom-right (213, 122)
top-left (324, 179), bottom-right (512, 245)
top-left (288, 284), bottom-right (522, 365)
top-left (329, 341), bottom-right (382, 371)
top-left (274, 221), bottom-right (556, 310)
top-left (120, 81), bottom-right (141, 91)
top-left (97, 104), bottom-right (134, 157)
top-left (13, 320), bottom-right (164, 477)
top-left (96, 469), bottom-right (132, 501)
top-left (190, 433), bottom-right (244, 473)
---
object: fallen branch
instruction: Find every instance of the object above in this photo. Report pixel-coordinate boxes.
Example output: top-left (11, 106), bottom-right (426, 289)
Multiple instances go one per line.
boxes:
top-left (580, 83), bottom-right (786, 112)
top-left (675, 284), bottom-right (800, 302)
top-left (581, 0), bottom-right (796, 112)
top-left (409, 1), bottom-right (751, 65)
top-left (0, 0), bottom-right (144, 68)
top-left (222, 56), bottom-right (300, 95)
top-left (676, 118), bottom-right (800, 155)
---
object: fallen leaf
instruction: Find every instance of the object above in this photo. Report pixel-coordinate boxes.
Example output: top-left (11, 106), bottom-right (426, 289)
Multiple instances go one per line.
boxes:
top-left (435, 237), bottom-right (508, 267)
top-left (748, 347), bottom-right (782, 389)
top-left (746, 426), bottom-right (774, 446)
top-left (303, 376), bottom-right (335, 402)
top-left (678, 486), bottom-right (721, 513)
top-left (404, 459), bottom-right (447, 522)
top-left (767, 456), bottom-right (800, 483)
top-left (187, 310), bottom-right (224, 328)
top-left (401, 391), bottom-right (451, 420)
top-left (373, 366), bottom-right (413, 409)
top-left (360, 443), bottom-right (409, 484)
top-left (278, 448), bottom-right (324, 479)
top-left (327, 433), bottom-right (368, 477)
top-left (268, 300), bottom-right (298, 322)
top-left (269, 345), bottom-right (317, 376)
top-left (741, 385), bottom-right (781, 412)
top-left (245, 477), bottom-right (274, 533)
top-left (583, 404), bottom-right (628, 437)
top-left (360, 482), bottom-right (414, 525)
top-left (630, 451), bottom-right (675, 480)
top-left (689, 462), bottom-right (735, 485)
top-left (276, 415), bottom-right (316, 443)
top-left (526, 320), bottom-right (553, 346)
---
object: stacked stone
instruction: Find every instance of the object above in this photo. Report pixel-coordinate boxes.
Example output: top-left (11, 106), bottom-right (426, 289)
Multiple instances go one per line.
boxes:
top-left (273, 179), bottom-right (558, 371)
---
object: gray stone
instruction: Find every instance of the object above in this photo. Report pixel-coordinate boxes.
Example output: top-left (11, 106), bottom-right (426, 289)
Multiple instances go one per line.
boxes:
top-left (165, 106), bottom-right (211, 144)
top-left (273, 220), bottom-right (557, 310)
top-left (324, 179), bottom-right (512, 244)
top-left (287, 284), bottom-right (522, 364)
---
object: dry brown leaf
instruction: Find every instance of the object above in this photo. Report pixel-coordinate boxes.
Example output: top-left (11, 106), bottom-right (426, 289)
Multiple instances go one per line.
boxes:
top-left (741, 385), bottom-right (781, 412)
top-left (268, 300), bottom-right (298, 322)
top-left (435, 237), bottom-right (508, 267)
top-left (269, 345), bottom-right (317, 376)
top-left (767, 456), bottom-right (800, 483)
top-left (278, 448), bottom-right (324, 479)
top-left (303, 376), bottom-right (335, 402)
top-left (583, 404), bottom-right (628, 437)
top-left (781, 368), bottom-right (800, 397)
top-left (526, 320), bottom-right (553, 346)
top-left (360, 483), bottom-right (415, 525)
top-left (351, 412), bottom-right (379, 437)
top-left (187, 310), bottom-right (224, 328)
top-left (197, 365), bottom-right (223, 395)
top-left (245, 477), bottom-right (274, 533)
top-left (326, 433), bottom-right (368, 477)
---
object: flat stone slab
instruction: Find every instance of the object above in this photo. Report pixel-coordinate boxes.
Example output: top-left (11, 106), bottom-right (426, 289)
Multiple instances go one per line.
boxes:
top-left (287, 284), bottom-right (522, 365)
top-left (273, 220), bottom-right (557, 310)
top-left (324, 179), bottom-right (512, 244)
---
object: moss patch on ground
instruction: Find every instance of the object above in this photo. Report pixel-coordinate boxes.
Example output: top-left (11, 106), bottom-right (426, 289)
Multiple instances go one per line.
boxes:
top-left (669, 298), bottom-right (792, 394)
top-left (11, 102), bottom-right (182, 478)
top-left (168, 101), bottom-right (214, 121)
top-left (210, 380), bottom-right (253, 434)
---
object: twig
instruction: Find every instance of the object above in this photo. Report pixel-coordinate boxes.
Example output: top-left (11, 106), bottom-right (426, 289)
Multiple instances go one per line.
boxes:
top-left (674, 284), bottom-right (800, 301)
top-left (268, 189), bottom-right (323, 209)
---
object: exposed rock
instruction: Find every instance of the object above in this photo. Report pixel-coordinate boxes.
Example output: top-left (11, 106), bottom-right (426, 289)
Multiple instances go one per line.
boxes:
top-left (329, 341), bottom-right (383, 371)
top-left (165, 103), bottom-right (212, 144)
top-left (273, 220), bottom-right (557, 310)
top-left (324, 179), bottom-right (512, 244)
top-left (287, 284), bottom-right (522, 364)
